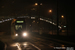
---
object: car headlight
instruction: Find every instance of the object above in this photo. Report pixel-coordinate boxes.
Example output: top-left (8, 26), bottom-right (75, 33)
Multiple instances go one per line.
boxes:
top-left (23, 33), bottom-right (27, 36)
top-left (15, 34), bottom-right (18, 36)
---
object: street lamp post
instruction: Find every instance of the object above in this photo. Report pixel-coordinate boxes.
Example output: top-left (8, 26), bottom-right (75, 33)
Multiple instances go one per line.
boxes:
top-left (49, 10), bottom-right (53, 35)
top-left (61, 15), bottom-right (68, 36)
top-left (35, 3), bottom-right (42, 34)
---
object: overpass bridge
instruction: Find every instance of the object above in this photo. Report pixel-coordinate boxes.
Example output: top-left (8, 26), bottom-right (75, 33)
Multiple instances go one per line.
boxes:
top-left (0, 16), bottom-right (62, 28)
top-left (0, 16), bottom-right (67, 36)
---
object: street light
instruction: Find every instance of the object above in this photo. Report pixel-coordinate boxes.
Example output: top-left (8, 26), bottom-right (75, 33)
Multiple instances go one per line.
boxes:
top-left (35, 3), bottom-right (38, 6)
top-left (49, 10), bottom-right (52, 12)
top-left (35, 3), bottom-right (42, 6)
top-left (61, 15), bottom-right (64, 18)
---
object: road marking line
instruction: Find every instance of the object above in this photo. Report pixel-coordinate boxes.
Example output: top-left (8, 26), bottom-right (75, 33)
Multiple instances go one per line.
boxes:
top-left (16, 43), bottom-right (22, 50)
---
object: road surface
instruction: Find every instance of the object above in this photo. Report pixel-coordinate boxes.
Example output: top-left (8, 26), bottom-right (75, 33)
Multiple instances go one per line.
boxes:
top-left (0, 34), bottom-right (71, 50)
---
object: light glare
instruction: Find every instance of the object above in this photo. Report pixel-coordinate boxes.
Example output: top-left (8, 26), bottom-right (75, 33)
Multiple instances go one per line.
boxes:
top-left (35, 3), bottom-right (38, 5)
top-left (15, 34), bottom-right (18, 36)
top-left (23, 33), bottom-right (27, 36)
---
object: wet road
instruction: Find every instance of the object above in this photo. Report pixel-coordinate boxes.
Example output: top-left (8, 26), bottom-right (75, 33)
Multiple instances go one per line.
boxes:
top-left (0, 35), bottom-right (40, 50)
top-left (0, 35), bottom-right (70, 50)
top-left (6, 42), bottom-right (39, 50)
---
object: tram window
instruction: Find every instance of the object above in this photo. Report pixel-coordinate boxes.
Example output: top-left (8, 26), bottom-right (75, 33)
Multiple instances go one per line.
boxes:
top-left (15, 25), bottom-right (22, 30)
top-left (19, 25), bottom-right (22, 28)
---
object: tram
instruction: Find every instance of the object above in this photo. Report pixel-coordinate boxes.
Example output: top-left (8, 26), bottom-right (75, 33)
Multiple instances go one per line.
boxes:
top-left (11, 18), bottom-right (28, 40)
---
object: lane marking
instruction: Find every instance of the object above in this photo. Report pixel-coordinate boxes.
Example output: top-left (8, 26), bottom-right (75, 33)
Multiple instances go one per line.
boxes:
top-left (16, 43), bottom-right (22, 50)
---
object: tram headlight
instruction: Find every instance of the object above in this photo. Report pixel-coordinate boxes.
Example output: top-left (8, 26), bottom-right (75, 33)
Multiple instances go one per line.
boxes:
top-left (15, 34), bottom-right (18, 36)
top-left (23, 33), bottom-right (27, 36)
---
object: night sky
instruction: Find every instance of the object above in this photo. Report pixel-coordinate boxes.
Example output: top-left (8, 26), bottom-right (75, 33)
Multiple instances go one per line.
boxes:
top-left (0, 0), bottom-right (75, 25)
top-left (0, 0), bottom-right (75, 32)
top-left (0, 0), bottom-right (66, 16)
